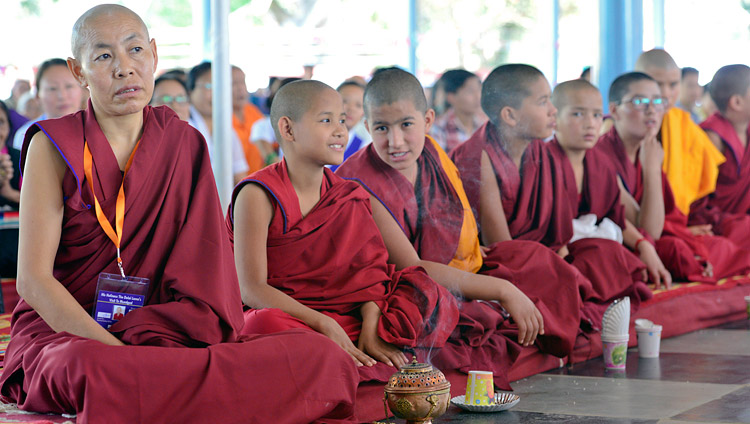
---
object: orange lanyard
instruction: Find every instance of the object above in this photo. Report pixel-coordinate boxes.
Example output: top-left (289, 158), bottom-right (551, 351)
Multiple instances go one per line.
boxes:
top-left (83, 139), bottom-right (141, 278)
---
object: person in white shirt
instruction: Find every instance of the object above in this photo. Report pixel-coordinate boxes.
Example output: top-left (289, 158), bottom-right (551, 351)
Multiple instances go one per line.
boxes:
top-left (187, 62), bottom-right (249, 184)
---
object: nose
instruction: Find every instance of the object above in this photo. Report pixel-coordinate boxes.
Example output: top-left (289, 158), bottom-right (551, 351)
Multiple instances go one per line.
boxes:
top-left (114, 55), bottom-right (135, 78)
top-left (334, 119), bottom-right (347, 138)
top-left (388, 128), bottom-right (405, 150)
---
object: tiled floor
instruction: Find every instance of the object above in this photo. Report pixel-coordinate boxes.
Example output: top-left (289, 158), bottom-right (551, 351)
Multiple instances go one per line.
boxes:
top-left (438, 320), bottom-right (750, 423)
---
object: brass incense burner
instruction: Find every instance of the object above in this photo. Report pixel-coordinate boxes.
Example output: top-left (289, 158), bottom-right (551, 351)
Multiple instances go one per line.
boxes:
top-left (380, 358), bottom-right (451, 424)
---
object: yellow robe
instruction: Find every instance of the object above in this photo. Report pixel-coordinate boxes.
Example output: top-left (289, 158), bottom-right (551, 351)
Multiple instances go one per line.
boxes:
top-left (661, 107), bottom-right (725, 214)
top-left (427, 136), bottom-right (484, 273)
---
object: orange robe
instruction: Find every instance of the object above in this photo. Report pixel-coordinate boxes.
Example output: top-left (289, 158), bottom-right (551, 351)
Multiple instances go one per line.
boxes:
top-left (232, 103), bottom-right (265, 172)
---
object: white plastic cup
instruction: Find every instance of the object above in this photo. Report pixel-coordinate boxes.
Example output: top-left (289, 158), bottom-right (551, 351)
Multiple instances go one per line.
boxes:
top-left (636, 325), bottom-right (662, 358)
top-left (601, 334), bottom-right (629, 369)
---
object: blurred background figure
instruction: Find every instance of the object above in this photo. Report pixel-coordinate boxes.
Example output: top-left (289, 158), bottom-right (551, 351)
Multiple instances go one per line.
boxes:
top-left (0, 100), bottom-right (22, 279)
top-left (678, 67), bottom-right (703, 123)
top-left (429, 69), bottom-right (485, 152)
top-left (151, 73), bottom-right (191, 121)
top-left (4, 79), bottom-right (31, 111)
top-left (329, 80), bottom-right (371, 172)
top-left (12, 58), bottom-right (84, 150)
top-left (231, 65), bottom-right (264, 173)
top-left (187, 61), bottom-right (249, 184)
top-left (16, 91), bottom-right (42, 121)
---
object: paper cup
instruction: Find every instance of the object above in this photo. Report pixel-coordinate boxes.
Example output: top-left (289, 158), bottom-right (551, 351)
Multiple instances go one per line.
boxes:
top-left (602, 334), bottom-right (628, 369)
top-left (636, 325), bottom-right (662, 358)
top-left (465, 371), bottom-right (494, 405)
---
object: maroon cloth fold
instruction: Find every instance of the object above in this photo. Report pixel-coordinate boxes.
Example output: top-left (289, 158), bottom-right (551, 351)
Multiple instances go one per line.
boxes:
top-left (1, 104), bottom-right (358, 423)
top-left (337, 140), bottom-right (585, 389)
top-left (451, 121), bottom-right (573, 250)
top-left (227, 160), bottom-right (458, 382)
top-left (689, 112), bottom-right (750, 249)
top-left (547, 139), bottom-right (651, 322)
top-left (596, 126), bottom-right (750, 283)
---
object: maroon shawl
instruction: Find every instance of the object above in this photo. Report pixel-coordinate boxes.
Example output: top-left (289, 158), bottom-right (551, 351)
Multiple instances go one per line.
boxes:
top-left (337, 139), bottom-right (587, 388)
top-left (690, 113), bottom-right (750, 246)
top-left (227, 160), bottom-right (458, 352)
top-left (336, 140), bottom-right (465, 265)
top-left (547, 138), bottom-right (651, 319)
top-left (596, 126), bottom-right (750, 282)
top-left (451, 121), bottom-right (573, 250)
top-left (1, 104), bottom-right (358, 423)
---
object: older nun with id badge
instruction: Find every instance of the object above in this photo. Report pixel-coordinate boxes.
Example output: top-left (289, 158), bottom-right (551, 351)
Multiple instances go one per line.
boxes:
top-left (0, 4), bottom-right (359, 423)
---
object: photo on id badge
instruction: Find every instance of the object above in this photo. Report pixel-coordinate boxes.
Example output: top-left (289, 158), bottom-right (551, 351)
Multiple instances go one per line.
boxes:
top-left (93, 273), bottom-right (150, 329)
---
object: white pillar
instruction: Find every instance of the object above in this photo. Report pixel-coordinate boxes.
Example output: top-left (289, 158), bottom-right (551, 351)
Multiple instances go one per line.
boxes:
top-left (211, 0), bottom-right (233, 209)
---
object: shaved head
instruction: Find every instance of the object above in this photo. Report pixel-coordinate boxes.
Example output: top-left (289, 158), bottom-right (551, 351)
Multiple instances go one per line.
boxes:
top-left (482, 64), bottom-right (545, 127)
top-left (270, 80), bottom-right (334, 142)
top-left (71, 4), bottom-right (149, 58)
top-left (635, 49), bottom-right (679, 72)
top-left (709, 64), bottom-right (750, 114)
top-left (363, 68), bottom-right (427, 118)
top-left (552, 79), bottom-right (600, 110)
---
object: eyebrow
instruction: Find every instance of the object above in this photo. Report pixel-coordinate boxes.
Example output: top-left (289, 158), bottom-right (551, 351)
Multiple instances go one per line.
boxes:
top-left (371, 116), bottom-right (415, 126)
top-left (92, 33), bottom-right (142, 50)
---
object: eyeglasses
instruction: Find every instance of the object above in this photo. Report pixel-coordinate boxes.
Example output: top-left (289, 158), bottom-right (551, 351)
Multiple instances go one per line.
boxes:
top-left (618, 96), bottom-right (668, 111)
top-left (153, 95), bottom-right (188, 105)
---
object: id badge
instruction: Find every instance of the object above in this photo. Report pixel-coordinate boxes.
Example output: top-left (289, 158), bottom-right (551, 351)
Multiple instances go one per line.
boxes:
top-left (93, 273), bottom-right (150, 329)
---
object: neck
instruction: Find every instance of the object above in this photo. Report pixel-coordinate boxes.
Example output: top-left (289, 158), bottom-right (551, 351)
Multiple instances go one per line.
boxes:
top-left (396, 163), bottom-right (419, 186)
top-left (454, 109), bottom-right (476, 132)
top-left (94, 109), bottom-right (144, 150)
top-left (497, 125), bottom-right (530, 167)
top-left (725, 111), bottom-right (750, 135)
top-left (233, 104), bottom-right (243, 120)
top-left (614, 124), bottom-right (642, 163)
top-left (561, 143), bottom-right (586, 166)
top-left (283, 154), bottom-right (324, 193)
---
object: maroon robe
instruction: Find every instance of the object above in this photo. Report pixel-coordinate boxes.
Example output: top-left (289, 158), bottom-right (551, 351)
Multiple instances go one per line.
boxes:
top-left (226, 160), bottom-right (458, 383)
top-left (1, 104), bottom-right (358, 423)
top-left (451, 121), bottom-right (572, 250)
top-left (547, 139), bottom-right (652, 319)
top-left (689, 112), bottom-right (750, 249)
top-left (337, 140), bottom-right (584, 389)
top-left (596, 126), bottom-right (750, 283)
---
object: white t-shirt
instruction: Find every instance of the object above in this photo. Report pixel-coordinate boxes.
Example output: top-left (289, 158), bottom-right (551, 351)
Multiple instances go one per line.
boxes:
top-left (188, 106), bottom-right (249, 177)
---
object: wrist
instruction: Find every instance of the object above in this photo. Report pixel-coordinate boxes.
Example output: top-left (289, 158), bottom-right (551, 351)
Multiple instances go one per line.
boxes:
top-left (634, 237), bottom-right (651, 253)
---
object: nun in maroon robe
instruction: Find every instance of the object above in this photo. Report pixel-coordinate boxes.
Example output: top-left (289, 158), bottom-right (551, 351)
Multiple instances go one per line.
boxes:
top-left (337, 138), bottom-right (583, 389)
top-left (226, 159), bottom-right (459, 384)
top-left (451, 122), bottom-right (572, 251)
top-left (596, 125), bottom-right (750, 283)
top-left (689, 112), bottom-right (750, 250)
top-left (451, 122), bottom-right (650, 324)
top-left (547, 138), bottom-right (652, 317)
top-left (1, 104), bottom-right (359, 423)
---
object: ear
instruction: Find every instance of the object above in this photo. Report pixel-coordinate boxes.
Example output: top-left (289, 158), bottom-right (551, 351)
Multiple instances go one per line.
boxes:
top-left (728, 94), bottom-right (743, 112)
top-left (499, 106), bottom-right (516, 127)
top-left (277, 116), bottom-right (295, 143)
top-left (67, 57), bottom-right (87, 88)
top-left (423, 108), bottom-right (436, 133)
top-left (608, 102), bottom-right (620, 120)
top-left (150, 39), bottom-right (159, 72)
top-left (364, 118), bottom-right (370, 134)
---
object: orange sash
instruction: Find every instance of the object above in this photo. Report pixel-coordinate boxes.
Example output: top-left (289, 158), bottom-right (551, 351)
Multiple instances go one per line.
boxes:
top-left (83, 139), bottom-right (141, 277)
top-left (427, 136), bottom-right (483, 273)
